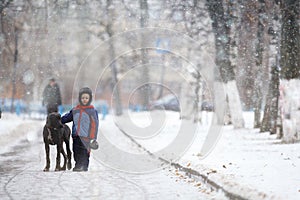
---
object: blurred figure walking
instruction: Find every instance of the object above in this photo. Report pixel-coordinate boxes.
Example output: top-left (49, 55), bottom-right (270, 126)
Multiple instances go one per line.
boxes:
top-left (42, 78), bottom-right (62, 114)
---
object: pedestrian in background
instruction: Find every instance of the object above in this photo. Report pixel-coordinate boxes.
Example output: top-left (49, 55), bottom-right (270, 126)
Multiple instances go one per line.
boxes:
top-left (42, 78), bottom-right (62, 115)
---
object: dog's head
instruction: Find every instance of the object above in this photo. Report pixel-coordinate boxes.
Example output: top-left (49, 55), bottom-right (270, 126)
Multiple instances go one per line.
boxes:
top-left (46, 112), bottom-right (63, 130)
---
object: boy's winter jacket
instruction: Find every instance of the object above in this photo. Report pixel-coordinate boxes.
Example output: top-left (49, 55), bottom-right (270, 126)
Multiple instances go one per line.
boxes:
top-left (61, 105), bottom-right (99, 140)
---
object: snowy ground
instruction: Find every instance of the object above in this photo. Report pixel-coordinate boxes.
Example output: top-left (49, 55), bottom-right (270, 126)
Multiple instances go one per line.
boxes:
top-left (179, 113), bottom-right (300, 200)
top-left (0, 112), bottom-right (218, 200)
top-left (0, 113), bottom-right (44, 154)
top-left (111, 110), bottom-right (300, 200)
top-left (0, 111), bottom-right (299, 199)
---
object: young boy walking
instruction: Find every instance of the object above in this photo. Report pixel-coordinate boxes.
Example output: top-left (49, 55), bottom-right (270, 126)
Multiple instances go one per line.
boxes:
top-left (61, 87), bottom-right (99, 171)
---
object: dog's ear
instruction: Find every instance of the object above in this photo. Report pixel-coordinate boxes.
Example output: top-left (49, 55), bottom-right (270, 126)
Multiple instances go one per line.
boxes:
top-left (56, 114), bottom-right (61, 120)
top-left (54, 113), bottom-right (63, 128)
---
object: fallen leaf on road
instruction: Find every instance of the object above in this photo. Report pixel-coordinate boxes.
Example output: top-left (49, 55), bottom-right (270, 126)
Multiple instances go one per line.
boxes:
top-left (207, 169), bottom-right (217, 175)
top-left (195, 183), bottom-right (201, 187)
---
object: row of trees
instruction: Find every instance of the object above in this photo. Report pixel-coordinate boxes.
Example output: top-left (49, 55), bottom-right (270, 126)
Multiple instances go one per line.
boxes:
top-left (0, 0), bottom-right (299, 142)
top-left (205, 0), bottom-right (299, 142)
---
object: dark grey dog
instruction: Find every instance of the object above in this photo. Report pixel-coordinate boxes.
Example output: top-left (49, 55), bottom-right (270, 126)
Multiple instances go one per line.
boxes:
top-left (43, 112), bottom-right (72, 171)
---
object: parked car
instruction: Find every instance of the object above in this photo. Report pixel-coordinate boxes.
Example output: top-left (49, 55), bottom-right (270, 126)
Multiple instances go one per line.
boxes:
top-left (201, 101), bottom-right (214, 111)
top-left (149, 94), bottom-right (180, 112)
top-left (149, 95), bottom-right (215, 112)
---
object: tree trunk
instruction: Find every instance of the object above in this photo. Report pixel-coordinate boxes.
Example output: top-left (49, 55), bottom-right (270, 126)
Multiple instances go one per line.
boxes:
top-left (157, 55), bottom-right (165, 100)
top-left (193, 73), bottom-right (202, 123)
top-left (226, 80), bottom-right (245, 128)
top-left (260, 65), bottom-right (280, 133)
top-left (139, 0), bottom-right (150, 110)
top-left (261, 0), bottom-right (281, 134)
top-left (253, 0), bottom-right (266, 128)
top-left (280, 80), bottom-right (300, 142)
top-left (106, 0), bottom-right (122, 115)
top-left (280, 0), bottom-right (300, 80)
top-left (11, 26), bottom-right (18, 113)
top-left (206, 0), bottom-right (245, 128)
top-left (180, 81), bottom-right (194, 120)
top-left (279, 0), bottom-right (300, 142)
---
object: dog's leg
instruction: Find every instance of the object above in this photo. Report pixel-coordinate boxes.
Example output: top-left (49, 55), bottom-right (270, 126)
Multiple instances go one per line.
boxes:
top-left (66, 144), bottom-right (72, 170)
top-left (64, 127), bottom-right (72, 170)
top-left (60, 143), bottom-right (67, 170)
top-left (65, 139), bottom-right (72, 170)
top-left (43, 143), bottom-right (50, 172)
top-left (55, 144), bottom-right (61, 171)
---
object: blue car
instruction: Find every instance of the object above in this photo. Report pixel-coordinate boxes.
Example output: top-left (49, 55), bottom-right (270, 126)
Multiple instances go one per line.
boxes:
top-left (149, 95), bottom-right (180, 112)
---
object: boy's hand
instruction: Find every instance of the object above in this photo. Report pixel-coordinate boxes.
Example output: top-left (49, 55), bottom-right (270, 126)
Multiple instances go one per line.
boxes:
top-left (90, 140), bottom-right (99, 150)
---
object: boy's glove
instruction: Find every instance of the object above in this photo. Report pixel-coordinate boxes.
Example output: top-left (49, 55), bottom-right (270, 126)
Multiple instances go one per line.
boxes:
top-left (89, 139), bottom-right (99, 150)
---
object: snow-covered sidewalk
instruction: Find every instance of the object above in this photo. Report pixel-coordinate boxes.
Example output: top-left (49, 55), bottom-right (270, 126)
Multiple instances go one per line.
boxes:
top-left (0, 113), bottom-right (44, 154)
top-left (109, 111), bottom-right (300, 200)
top-left (181, 124), bottom-right (300, 200)
top-left (1, 111), bottom-right (299, 199)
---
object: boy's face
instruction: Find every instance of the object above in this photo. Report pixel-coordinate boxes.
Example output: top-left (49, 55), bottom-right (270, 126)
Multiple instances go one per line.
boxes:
top-left (81, 93), bottom-right (90, 105)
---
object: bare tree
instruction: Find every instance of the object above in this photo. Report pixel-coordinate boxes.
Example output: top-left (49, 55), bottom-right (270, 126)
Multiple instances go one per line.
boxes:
top-left (260, 0), bottom-right (281, 134)
top-left (279, 0), bottom-right (300, 142)
top-left (139, 0), bottom-right (151, 109)
top-left (106, 0), bottom-right (123, 115)
top-left (280, 0), bottom-right (300, 80)
top-left (206, 0), bottom-right (245, 128)
top-left (0, 0), bottom-right (31, 111)
top-left (170, 0), bottom-right (211, 123)
top-left (253, 0), bottom-right (267, 128)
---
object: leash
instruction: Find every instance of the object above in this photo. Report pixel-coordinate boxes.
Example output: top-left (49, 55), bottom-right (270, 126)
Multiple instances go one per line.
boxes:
top-left (47, 127), bottom-right (53, 141)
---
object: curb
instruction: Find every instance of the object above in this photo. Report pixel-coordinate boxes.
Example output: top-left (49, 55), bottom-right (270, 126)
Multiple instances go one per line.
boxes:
top-left (116, 123), bottom-right (250, 200)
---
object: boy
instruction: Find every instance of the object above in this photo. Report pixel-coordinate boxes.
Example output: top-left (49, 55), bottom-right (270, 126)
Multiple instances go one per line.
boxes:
top-left (61, 87), bottom-right (99, 171)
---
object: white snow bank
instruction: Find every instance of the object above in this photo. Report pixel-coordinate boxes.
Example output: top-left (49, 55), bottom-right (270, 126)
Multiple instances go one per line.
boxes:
top-left (0, 113), bottom-right (44, 154)
top-left (113, 111), bottom-right (300, 200)
top-left (280, 79), bottom-right (300, 143)
top-left (180, 112), bottom-right (300, 200)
